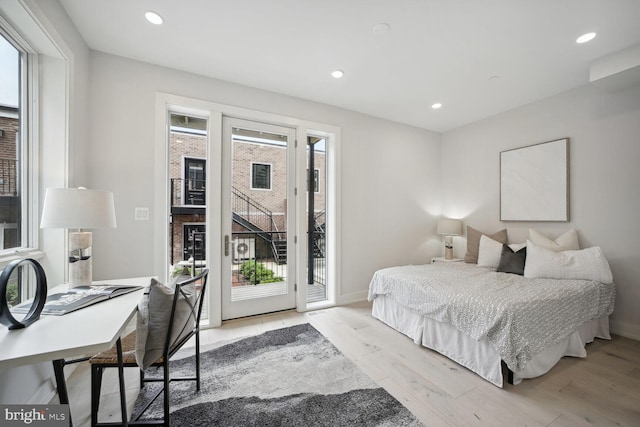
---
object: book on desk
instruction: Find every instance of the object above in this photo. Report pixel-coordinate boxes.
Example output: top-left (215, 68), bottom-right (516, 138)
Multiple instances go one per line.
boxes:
top-left (12, 284), bottom-right (143, 316)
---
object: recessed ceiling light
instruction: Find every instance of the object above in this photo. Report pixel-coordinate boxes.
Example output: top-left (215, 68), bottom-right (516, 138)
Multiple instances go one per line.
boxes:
top-left (331, 70), bottom-right (344, 79)
top-left (145, 11), bottom-right (164, 25)
top-left (576, 32), bottom-right (596, 44)
top-left (373, 23), bottom-right (391, 34)
top-left (431, 103), bottom-right (442, 109)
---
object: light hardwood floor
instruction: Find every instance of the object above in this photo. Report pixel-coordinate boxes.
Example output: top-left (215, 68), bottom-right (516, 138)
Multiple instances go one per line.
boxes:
top-left (65, 301), bottom-right (640, 426)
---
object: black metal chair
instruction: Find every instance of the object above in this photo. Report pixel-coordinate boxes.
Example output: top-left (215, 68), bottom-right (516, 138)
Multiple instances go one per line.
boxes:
top-left (89, 269), bottom-right (209, 426)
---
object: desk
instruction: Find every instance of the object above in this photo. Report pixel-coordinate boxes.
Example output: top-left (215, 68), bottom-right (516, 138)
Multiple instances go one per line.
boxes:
top-left (0, 277), bottom-right (148, 420)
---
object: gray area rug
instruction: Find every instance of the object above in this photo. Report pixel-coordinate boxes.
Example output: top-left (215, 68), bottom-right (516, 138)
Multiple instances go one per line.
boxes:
top-left (133, 323), bottom-right (421, 426)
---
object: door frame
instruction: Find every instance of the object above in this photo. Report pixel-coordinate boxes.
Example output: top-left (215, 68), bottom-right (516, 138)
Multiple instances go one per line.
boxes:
top-left (154, 92), bottom-right (341, 328)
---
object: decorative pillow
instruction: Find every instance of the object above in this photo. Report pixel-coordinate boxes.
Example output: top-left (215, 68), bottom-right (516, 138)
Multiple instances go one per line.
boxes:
top-left (477, 235), bottom-right (504, 267)
top-left (135, 278), bottom-right (195, 370)
top-left (523, 240), bottom-right (613, 284)
top-left (478, 235), bottom-right (526, 268)
top-left (464, 226), bottom-right (508, 263)
top-left (497, 244), bottom-right (527, 275)
top-left (528, 228), bottom-right (579, 252)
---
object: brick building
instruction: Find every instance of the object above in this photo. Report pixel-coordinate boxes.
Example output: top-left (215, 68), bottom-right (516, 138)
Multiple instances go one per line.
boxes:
top-left (0, 105), bottom-right (19, 249)
top-left (168, 123), bottom-right (326, 268)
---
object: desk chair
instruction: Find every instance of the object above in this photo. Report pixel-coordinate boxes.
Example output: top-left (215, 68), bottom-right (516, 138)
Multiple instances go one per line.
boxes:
top-left (89, 269), bottom-right (209, 426)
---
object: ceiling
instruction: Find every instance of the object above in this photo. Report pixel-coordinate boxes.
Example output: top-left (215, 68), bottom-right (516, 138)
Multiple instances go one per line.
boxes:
top-left (59, 0), bottom-right (640, 133)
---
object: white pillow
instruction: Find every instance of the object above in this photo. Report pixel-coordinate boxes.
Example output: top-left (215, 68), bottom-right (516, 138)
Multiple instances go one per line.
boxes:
top-left (523, 240), bottom-right (613, 284)
top-left (135, 279), bottom-right (195, 370)
top-left (477, 235), bottom-right (526, 268)
top-left (528, 228), bottom-right (579, 252)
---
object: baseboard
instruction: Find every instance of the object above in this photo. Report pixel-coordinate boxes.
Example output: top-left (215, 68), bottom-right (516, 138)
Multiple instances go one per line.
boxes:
top-left (30, 362), bottom-right (79, 404)
top-left (337, 290), bottom-right (368, 306)
top-left (30, 377), bottom-right (56, 405)
top-left (610, 319), bottom-right (640, 341)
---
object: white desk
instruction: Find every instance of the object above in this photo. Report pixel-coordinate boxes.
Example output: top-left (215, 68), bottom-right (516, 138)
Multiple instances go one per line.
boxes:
top-left (0, 277), bottom-right (149, 418)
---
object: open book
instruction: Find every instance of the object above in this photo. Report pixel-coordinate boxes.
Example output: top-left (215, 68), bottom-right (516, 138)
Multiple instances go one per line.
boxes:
top-left (12, 285), bottom-right (143, 316)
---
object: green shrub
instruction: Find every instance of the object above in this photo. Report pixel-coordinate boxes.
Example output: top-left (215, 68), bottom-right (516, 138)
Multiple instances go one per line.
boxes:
top-left (6, 282), bottom-right (19, 307)
top-left (240, 261), bottom-right (283, 284)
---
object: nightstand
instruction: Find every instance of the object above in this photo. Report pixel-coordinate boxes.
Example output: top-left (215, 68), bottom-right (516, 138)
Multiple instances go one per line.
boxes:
top-left (431, 257), bottom-right (464, 263)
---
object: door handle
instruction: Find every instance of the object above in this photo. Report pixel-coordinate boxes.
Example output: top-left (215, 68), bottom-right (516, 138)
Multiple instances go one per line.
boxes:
top-left (224, 235), bottom-right (230, 256)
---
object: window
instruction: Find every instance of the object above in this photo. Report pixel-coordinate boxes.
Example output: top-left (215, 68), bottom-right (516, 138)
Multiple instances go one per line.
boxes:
top-left (307, 169), bottom-right (320, 193)
top-left (251, 163), bottom-right (271, 190)
top-left (0, 20), bottom-right (40, 301)
top-left (184, 157), bottom-right (206, 205)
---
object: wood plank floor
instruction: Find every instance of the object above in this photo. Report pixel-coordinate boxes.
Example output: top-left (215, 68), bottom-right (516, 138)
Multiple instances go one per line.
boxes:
top-left (65, 301), bottom-right (640, 426)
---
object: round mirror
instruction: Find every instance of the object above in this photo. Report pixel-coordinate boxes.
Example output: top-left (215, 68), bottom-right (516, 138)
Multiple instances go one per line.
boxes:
top-left (0, 258), bottom-right (48, 330)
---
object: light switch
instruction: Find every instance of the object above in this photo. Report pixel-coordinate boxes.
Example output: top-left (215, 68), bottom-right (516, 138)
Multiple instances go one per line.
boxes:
top-left (135, 207), bottom-right (149, 221)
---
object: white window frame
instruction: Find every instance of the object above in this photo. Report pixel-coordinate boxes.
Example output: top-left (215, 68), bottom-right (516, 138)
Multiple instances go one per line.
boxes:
top-left (0, 17), bottom-right (42, 268)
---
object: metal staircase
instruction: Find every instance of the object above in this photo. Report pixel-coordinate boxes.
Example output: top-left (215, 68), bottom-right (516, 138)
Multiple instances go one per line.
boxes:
top-left (231, 187), bottom-right (325, 265)
top-left (232, 186), bottom-right (286, 263)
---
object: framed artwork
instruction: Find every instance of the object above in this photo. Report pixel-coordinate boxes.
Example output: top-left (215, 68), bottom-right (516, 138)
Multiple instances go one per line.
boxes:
top-left (500, 138), bottom-right (569, 221)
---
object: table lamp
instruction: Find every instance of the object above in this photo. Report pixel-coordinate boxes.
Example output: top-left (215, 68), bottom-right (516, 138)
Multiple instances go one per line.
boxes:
top-left (437, 218), bottom-right (462, 260)
top-left (40, 187), bottom-right (117, 287)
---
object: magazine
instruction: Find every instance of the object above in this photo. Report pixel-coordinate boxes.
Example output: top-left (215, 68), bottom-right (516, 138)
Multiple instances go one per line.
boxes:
top-left (11, 284), bottom-right (143, 316)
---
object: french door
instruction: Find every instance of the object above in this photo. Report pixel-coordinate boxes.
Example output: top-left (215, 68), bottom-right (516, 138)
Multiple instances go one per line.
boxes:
top-left (159, 94), bottom-right (337, 326)
top-left (221, 118), bottom-right (297, 319)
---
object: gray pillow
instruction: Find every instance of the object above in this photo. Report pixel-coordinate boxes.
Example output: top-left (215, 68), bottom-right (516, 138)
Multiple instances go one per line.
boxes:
top-left (135, 278), bottom-right (195, 370)
top-left (464, 226), bottom-right (508, 263)
top-left (497, 244), bottom-right (527, 275)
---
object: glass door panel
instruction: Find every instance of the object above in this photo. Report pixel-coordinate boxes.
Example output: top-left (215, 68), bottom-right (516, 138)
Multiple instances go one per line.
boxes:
top-left (306, 136), bottom-right (327, 303)
top-left (167, 113), bottom-right (208, 320)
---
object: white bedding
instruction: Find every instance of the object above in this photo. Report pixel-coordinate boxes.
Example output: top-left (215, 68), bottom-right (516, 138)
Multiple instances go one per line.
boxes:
top-left (372, 294), bottom-right (610, 386)
top-left (368, 263), bottom-right (614, 387)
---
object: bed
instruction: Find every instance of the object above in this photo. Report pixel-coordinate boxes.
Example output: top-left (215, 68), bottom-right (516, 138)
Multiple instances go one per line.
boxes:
top-left (367, 258), bottom-right (615, 387)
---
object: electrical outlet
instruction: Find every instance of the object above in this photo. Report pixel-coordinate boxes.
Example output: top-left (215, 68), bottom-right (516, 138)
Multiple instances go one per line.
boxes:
top-left (135, 207), bottom-right (149, 221)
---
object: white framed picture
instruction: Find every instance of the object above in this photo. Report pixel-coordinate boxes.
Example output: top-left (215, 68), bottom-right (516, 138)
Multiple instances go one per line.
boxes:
top-left (500, 138), bottom-right (569, 221)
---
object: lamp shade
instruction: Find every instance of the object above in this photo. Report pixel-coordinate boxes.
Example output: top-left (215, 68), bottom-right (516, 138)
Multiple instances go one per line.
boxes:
top-left (40, 187), bottom-right (117, 229)
top-left (436, 218), bottom-right (462, 236)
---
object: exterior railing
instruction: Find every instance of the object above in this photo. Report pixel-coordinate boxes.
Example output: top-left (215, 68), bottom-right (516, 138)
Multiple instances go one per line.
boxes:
top-left (169, 178), bottom-right (326, 290)
top-left (171, 178), bottom-right (206, 206)
top-left (232, 186), bottom-right (282, 238)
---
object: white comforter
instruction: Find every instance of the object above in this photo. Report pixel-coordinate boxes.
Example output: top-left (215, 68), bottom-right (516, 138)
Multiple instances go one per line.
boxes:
top-left (367, 263), bottom-right (615, 372)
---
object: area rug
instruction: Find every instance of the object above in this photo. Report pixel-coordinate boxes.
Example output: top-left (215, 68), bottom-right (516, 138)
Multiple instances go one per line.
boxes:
top-left (133, 323), bottom-right (421, 426)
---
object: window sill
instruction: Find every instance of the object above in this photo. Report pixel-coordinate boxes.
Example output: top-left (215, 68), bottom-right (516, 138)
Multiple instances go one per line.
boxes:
top-left (0, 249), bottom-right (46, 269)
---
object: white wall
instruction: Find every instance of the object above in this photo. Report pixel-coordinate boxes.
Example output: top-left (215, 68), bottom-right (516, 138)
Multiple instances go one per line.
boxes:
top-left (86, 52), bottom-right (442, 303)
top-left (441, 83), bottom-right (640, 339)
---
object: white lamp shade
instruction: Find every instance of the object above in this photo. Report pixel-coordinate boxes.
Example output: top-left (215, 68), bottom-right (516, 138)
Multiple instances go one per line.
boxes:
top-left (437, 218), bottom-right (462, 236)
top-left (40, 187), bottom-right (117, 229)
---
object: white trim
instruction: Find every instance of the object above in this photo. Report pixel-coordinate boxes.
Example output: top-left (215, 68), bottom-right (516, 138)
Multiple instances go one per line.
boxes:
top-left (610, 319), bottom-right (640, 341)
